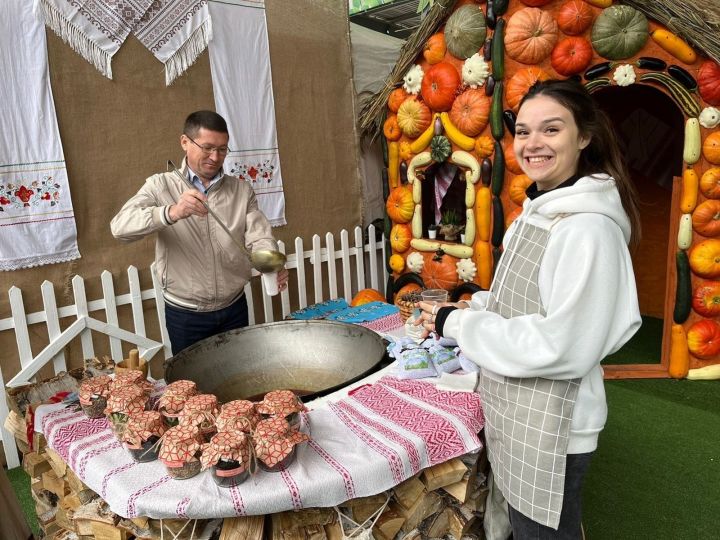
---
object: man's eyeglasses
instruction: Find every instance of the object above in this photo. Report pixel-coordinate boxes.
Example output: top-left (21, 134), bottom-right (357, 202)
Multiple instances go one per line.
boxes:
top-left (186, 136), bottom-right (230, 156)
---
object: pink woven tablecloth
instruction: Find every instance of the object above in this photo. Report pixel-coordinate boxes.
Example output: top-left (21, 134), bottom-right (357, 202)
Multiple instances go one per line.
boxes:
top-left (40, 376), bottom-right (483, 519)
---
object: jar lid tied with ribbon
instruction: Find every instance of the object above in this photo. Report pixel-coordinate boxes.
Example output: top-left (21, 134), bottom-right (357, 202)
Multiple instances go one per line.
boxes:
top-left (104, 385), bottom-right (149, 416)
top-left (253, 417), bottom-right (309, 468)
top-left (159, 424), bottom-right (203, 465)
top-left (110, 370), bottom-right (152, 393)
top-left (255, 390), bottom-right (307, 417)
top-left (216, 400), bottom-right (260, 432)
top-left (122, 410), bottom-right (166, 446)
top-left (179, 394), bottom-right (220, 428)
top-left (200, 430), bottom-right (251, 471)
top-left (79, 375), bottom-right (112, 405)
top-left (165, 380), bottom-right (198, 396)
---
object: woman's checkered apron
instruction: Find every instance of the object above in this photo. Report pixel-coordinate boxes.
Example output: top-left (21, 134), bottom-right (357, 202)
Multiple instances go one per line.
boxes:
top-left (481, 221), bottom-right (581, 529)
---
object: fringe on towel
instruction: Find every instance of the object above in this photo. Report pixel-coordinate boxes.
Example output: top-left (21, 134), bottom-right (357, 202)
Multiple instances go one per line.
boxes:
top-left (164, 17), bottom-right (213, 86)
top-left (38, 0), bottom-right (113, 79)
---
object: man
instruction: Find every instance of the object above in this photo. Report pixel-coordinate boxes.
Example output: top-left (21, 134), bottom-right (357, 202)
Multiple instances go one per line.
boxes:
top-left (111, 110), bottom-right (288, 354)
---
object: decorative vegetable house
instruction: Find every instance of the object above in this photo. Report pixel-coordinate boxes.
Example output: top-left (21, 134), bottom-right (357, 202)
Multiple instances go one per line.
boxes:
top-left (359, 0), bottom-right (720, 380)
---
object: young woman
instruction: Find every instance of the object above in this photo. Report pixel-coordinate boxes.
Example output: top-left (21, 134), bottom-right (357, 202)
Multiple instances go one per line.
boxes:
top-left (416, 79), bottom-right (642, 538)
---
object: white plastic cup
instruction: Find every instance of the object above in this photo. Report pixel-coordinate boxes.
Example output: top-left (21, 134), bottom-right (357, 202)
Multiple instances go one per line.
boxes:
top-left (261, 271), bottom-right (279, 296)
top-left (421, 288), bottom-right (448, 304)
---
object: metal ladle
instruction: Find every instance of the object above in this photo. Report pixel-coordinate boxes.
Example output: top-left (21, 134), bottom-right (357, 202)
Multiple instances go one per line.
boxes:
top-left (167, 160), bottom-right (287, 274)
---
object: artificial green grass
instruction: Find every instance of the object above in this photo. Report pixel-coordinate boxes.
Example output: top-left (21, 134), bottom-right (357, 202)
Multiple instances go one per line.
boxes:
top-left (603, 315), bottom-right (664, 365)
top-left (583, 379), bottom-right (720, 539)
top-left (6, 466), bottom-right (39, 536)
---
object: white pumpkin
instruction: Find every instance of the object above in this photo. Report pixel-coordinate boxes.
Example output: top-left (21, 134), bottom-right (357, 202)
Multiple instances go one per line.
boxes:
top-left (456, 258), bottom-right (477, 282)
top-left (462, 53), bottom-right (490, 89)
top-left (699, 107), bottom-right (720, 129)
top-left (403, 65), bottom-right (424, 95)
top-left (612, 64), bottom-right (636, 87)
top-left (406, 251), bottom-right (425, 273)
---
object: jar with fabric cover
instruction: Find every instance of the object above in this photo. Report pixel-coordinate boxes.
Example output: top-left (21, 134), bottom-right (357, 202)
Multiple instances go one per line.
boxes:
top-left (109, 370), bottom-right (153, 394)
top-left (200, 430), bottom-right (251, 487)
top-left (216, 400), bottom-right (261, 433)
top-left (178, 394), bottom-right (220, 442)
top-left (104, 385), bottom-right (149, 440)
top-left (255, 390), bottom-right (307, 430)
top-left (159, 424), bottom-right (204, 480)
top-left (121, 410), bottom-right (166, 463)
top-left (253, 417), bottom-right (309, 472)
top-left (79, 375), bottom-right (112, 418)
top-left (158, 380), bottom-right (198, 428)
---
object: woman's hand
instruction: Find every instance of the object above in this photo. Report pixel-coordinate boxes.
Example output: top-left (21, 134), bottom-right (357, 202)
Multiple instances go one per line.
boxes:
top-left (277, 268), bottom-right (289, 292)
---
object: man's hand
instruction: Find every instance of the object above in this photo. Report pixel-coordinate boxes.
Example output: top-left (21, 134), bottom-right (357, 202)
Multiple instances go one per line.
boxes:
top-left (277, 268), bottom-right (289, 292)
top-left (168, 189), bottom-right (208, 221)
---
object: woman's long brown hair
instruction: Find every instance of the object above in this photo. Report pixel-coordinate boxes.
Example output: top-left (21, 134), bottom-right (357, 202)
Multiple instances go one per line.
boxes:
top-left (519, 79), bottom-right (642, 251)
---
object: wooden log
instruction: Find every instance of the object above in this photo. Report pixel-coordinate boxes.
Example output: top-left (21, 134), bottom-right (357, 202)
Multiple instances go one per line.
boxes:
top-left (55, 506), bottom-right (76, 533)
top-left (426, 507), bottom-right (452, 538)
top-left (276, 508), bottom-right (335, 530)
top-left (339, 492), bottom-right (388, 508)
top-left (90, 521), bottom-right (128, 540)
top-left (396, 491), bottom-right (444, 533)
top-left (324, 520), bottom-right (343, 540)
top-left (35, 432), bottom-right (47, 452)
top-left (421, 458), bottom-right (467, 491)
top-left (463, 485), bottom-right (490, 513)
top-left (220, 516), bottom-right (265, 540)
top-left (23, 451), bottom-right (52, 477)
top-left (351, 500), bottom-right (388, 525)
top-left (442, 460), bottom-right (479, 503)
top-left (304, 524), bottom-right (327, 540)
top-left (5, 371), bottom-right (80, 416)
top-left (66, 468), bottom-right (90, 494)
top-left (3, 409), bottom-right (29, 444)
top-left (392, 476), bottom-right (425, 511)
top-left (373, 507), bottom-right (405, 540)
top-left (42, 469), bottom-right (69, 498)
top-left (45, 447), bottom-right (68, 477)
top-left (448, 505), bottom-right (479, 539)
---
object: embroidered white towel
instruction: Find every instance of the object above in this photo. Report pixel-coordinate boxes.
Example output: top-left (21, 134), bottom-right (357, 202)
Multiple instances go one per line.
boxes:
top-left (0, 0), bottom-right (80, 270)
top-left (208, 0), bottom-right (286, 226)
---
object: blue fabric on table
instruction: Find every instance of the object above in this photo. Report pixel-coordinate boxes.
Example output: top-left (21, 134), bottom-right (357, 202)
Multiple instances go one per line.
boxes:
top-left (288, 299), bottom-right (349, 320)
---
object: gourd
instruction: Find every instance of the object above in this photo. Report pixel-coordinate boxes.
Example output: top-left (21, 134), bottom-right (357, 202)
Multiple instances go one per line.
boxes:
top-left (692, 281), bottom-right (720, 318)
top-left (550, 37), bottom-right (593, 77)
top-left (421, 253), bottom-right (460, 290)
top-left (509, 174), bottom-right (533, 206)
top-left (409, 115), bottom-right (438, 154)
top-left (692, 200), bottom-right (720, 237)
top-left (677, 214), bottom-right (692, 250)
top-left (650, 28), bottom-right (697, 64)
top-left (430, 136), bottom-right (453, 163)
top-left (411, 204), bottom-right (423, 238)
top-left (556, 0), bottom-right (594, 36)
top-left (390, 223), bottom-right (413, 253)
top-left (439, 112), bottom-right (476, 151)
top-left (450, 150), bottom-right (481, 184)
top-left (389, 254), bottom-right (405, 273)
top-left (686, 319), bottom-right (720, 359)
top-left (490, 81), bottom-right (504, 141)
top-left (700, 168), bottom-right (720, 199)
top-left (683, 119), bottom-right (701, 166)
top-left (397, 98), bottom-right (432, 138)
top-left (591, 5), bottom-right (649, 61)
top-left (673, 250), bottom-right (692, 324)
top-left (475, 136), bottom-right (494, 158)
top-left (421, 62), bottom-right (461, 112)
top-left (407, 152), bottom-right (433, 184)
top-left (687, 363), bottom-right (720, 380)
top-left (491, 18), bottom-right (505, 80)
top-left (698, 60), bottom-right (720, 106)
top-left (474, 240), bottom-right (493, 290)
top-left (423, 33), bottom-right (447, 65)
top-left (388, 141), bottom-right (400, 188)
top-left (449, 89), bottom-right (491, 137)
top-left (688, 239), bottom-right (720, 278)
top-left (506, 67), bottom-right (550, 111)
top-left (383, 116), bottom-right (401, 141)
top-left (388, 87), bottom-right (409, 113)
top-left (639, 72), bottom-right (701, 119)
top-left (703, 132), bottom-right (720, 165)
top-left (504, 8), bottom-right (558, 65)
top-left (351, 288), bottom-right (386, 307)
top-left (668, 324), bottom-right (690, 379)
top-left (386, 186), bottom-right (414, 224)
top-left (464, 209), bottom-right (476, 245)
top-left (680, 167), bottom-right (698, 213)
top-left (668, 65), bottom-right (697, 91)
top-left (475, 186), bottom-right (492, 242)
top-left (444, 5), bottom-right (487, 60)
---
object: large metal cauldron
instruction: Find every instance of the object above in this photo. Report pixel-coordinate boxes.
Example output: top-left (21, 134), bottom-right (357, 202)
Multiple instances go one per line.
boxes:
top-left (164, 320), bottom-right (388, 402)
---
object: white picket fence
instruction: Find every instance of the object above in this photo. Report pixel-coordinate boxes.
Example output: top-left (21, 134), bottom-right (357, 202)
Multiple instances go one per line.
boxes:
top-left (0, 225), bottom-right (387, 468)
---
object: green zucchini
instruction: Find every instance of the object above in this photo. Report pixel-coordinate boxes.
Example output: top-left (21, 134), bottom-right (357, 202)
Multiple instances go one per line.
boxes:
top-left (491, 141), bottom-right (504, 197)
top-left (491, 197), bottom-right (505, 248)
top-left (490, 81), bottom-right (504, 141)
top-left (636, 57), bottom-right (667, 70)
top-left (673, 250), bottom-right (692, 324)
top-left (584, 62), bottom-right (613, 80)
top-left (639, 72), bottom-right (701, 118)
top-left (492, 0), bottom-right (509, 16)
top-left (668, 65), bottom-right (698, 91)
top-left (481, 158), bottom-right (492, 186)
top-left (492, 18), bottom-right (505, 80)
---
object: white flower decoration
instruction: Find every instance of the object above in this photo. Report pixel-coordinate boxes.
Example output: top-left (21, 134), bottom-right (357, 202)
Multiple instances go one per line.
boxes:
top-left (699, 107), bottom-right (720, 129)
top-left (406, 251), bottom-right (425, 273)
top-left (613, 64), bottom-right (635, 87)
top-left (403, 64), bottom-right (424, 95)
top-left (456, 258), bottom-right (477, 282)
top-left (462, 54), bottom-right (490, 89)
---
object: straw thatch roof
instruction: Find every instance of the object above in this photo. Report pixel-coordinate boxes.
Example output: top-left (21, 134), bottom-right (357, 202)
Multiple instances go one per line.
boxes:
top-left (358, 0), bottom-right (720, 141)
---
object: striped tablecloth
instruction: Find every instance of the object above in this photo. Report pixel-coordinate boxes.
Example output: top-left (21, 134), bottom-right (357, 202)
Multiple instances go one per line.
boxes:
top-left (39, 376), bottom-right (484, 519)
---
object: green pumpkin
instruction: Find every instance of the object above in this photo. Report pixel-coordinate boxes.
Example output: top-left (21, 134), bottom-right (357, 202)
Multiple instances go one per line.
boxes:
top-left (444, 5), bottom-right (487, 60)
top-left (591, 5), bottom-right (648, 60)
top-left (430, 136), bottom-right (452, 163)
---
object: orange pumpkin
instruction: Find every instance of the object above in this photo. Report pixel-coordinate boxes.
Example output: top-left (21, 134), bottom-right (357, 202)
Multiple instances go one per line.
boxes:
top-left (556, 0), bottom-right (594, 36)
top-left (509, 174), bottom-right (533, 206)
top-left (700, 168), bottom-right (720, 199)
top-left (520, 0), bottom-right (552, 5)
top-left (550, 37), bottom-right (593, 76)
top-left (692, 280), bottom-right (720, 318)
top-left (383, 115), bottom-right (401, 141)
top-left (390, 223), bottom-right (413, 253)
top-left (504, 141), bottom-right (523, 174)
top-left (397, 281), bottom-right (423, 298)
top-left (399, 141), bottom-right (413, 161)
top-left (506, 67), bottom-right (551, 111)
top-left (703, 132), bottom-right (720, 165)
top-left (698, 60), bottom-right (720, 106)
top-left (505, 207), bottom-right (523, 228)
top-left (689, 238), bottom-right (720, 278)
top-left (505, 8), bottom-right (559, 65)
top-left (423, 33), bottom-right (447, 65)
top-left (692, 200), bottom-right (720, 237)
top-left (389, 254), bottom-right (405, 273)
top-left (421, 62), bottom-right (461, 112)
top-left (351, 288), bottom-right (386, 307)
top-left (388, 87), bottom-right (409, 113)
top-left (397, 98), bottom-right (432, 138)
top-left (475, 135), bottom-right (495, 159)
top-left (386, 186), bottom-right (414, 224)
top-left (449, 89), bottom-right (491, 137)
top-left (420, 252), bottom-right (459, 290)
top-left (687, 319), bottom-right (720, 358)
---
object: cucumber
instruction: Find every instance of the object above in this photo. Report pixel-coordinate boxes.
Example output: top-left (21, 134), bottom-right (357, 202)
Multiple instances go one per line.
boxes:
top-left (584, 62), bottom-right (613, 80)
top-left (491, 141), bottom-right (504, 196)
top-left (491, 197), bottom-right (505, 248)
top-left (668, 65), bottom-right (698, 91)
top-left (503, 109), bottom-right (516, 137)
top-left (490, 81), bottom-right (504, 141)
top-left (481, 158), bottom-right (492, 186)
top-left (493, 0), bottom-right (509, 16)
top-left (491, 18), bottom-right (505, 80)
top-left (673, 250), bottom-right (692, 324)
top-left (636, 57), bottom-right (667, 70)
